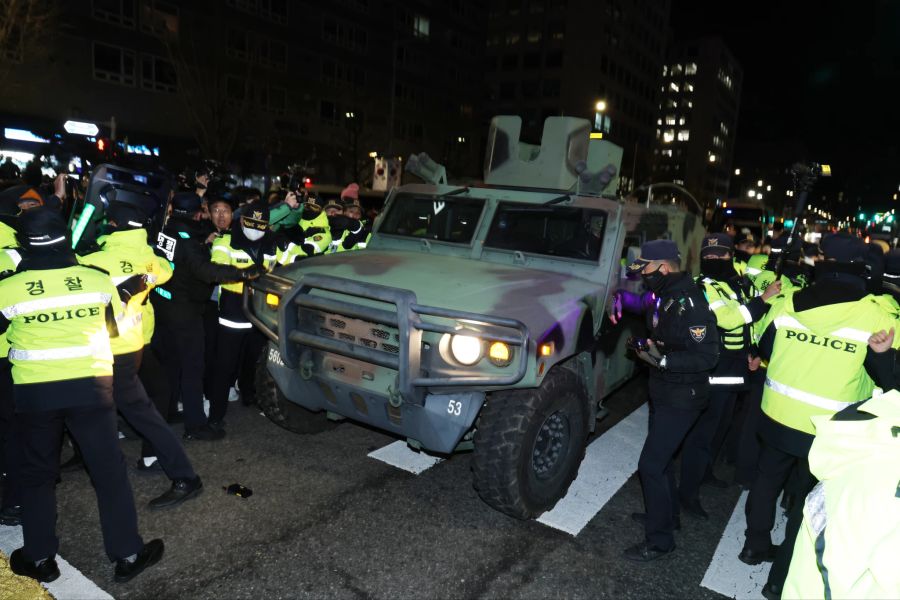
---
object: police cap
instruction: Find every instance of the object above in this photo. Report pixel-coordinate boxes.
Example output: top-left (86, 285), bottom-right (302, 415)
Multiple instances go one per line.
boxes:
top-left (627, 239), bottom-right (680, 272)
top-left (821, 232), bottom-right (866, 263)
top-left (16, 206), bottom-right (68, 249)
top-left (171, 192), bottom-right (203, 217)
top-left (701, 232), bottom-right (734, 258)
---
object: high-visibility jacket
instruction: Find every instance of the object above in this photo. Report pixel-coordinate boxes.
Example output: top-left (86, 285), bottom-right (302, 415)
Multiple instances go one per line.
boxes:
top-left (760, 294), bottom-right (900, 435)
top-left (783, 391), bottom-right (900, 600)
top-left (211, 233), bottom-right (275, 328)
top-left (700, 276), bottom-right (767, 387)
top-left (79, 228), bottom-right (172, 355)
top-left (0, 221), bottom-right (16, 249)
top-left (733, 257), bottom-right (748, 277)
top-left (276, 211), bottom-right (331, 265)
top-left (0, 264), bottom-right (123, 384)
top-left (0, 248), bottom-right (22, 359)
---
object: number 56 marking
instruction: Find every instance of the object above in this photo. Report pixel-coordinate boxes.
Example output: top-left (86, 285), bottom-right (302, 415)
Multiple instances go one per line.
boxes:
top-left (447, 400), bottom-right (463, 416)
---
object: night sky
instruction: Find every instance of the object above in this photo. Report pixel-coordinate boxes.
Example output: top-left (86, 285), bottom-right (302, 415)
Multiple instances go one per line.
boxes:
top-left (671, 0), bottom-right (900, 211)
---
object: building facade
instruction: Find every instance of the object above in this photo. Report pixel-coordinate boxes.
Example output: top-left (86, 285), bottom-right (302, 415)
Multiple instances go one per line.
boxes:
top-left (652, 37), bottom-right (742, 208)
top-left (0, 0), bottom-right (487, 182)
top-left (485, 0), bottom-right (671, 192)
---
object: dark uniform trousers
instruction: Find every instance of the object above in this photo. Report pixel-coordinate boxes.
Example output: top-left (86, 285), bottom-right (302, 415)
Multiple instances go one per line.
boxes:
top-left (208, 325), bottom-right (266, 423)
top-left (733, 368), bottom-right (765, 486)
top-left (744, 434), bottom-right (816, 590)
top-left (153, 301), bottom-right (208, 431)
top-left (679, 384), bottom-right (740, 502)
top-left (15, 378), bottom-right (144, 561)
top-left (639, 399), bottom-right (703, 550)
top-left (114, 350), bottom-right (195, 480)
top-left (138, 343), bottom-right (173, 424)
top-left (0, 357), bottom-right (22, 509)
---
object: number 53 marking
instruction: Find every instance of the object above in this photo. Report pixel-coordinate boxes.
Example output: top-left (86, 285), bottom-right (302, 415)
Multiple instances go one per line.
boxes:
top-left (447, 400), bottom-right (463, 416)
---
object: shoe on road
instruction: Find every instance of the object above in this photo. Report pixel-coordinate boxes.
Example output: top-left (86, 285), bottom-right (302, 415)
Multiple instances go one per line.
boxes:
top-left (148, 477), bottom-right (203, 510)
top-left (136, 456), bottom-right (162, 474)
top-left (738, 544), bottom-right (780, 565)
top-left (630, 511), bottom-right (681, 531)
top-left (761, 582), bottom-right (782, 600)
top-left (10, 549), bottom-right (60, 583)
top-left (623, 541), bottom-right (676, 562)
top-left (183, 425), bottom-right (225, 441)
top-left (114, 539), bottom-right (164, 583)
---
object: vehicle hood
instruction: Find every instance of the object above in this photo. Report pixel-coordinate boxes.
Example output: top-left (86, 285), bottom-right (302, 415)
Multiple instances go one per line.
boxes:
top-left (282, 250), bottom-right (604, 336)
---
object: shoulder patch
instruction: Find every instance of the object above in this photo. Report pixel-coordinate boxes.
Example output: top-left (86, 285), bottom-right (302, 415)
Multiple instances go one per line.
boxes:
top-left (689, 325), bottom-right (707, 342)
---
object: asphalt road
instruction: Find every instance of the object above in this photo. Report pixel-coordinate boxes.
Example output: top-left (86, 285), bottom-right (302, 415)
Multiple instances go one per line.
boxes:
top-left (26, 374), bottom-right (753, 599)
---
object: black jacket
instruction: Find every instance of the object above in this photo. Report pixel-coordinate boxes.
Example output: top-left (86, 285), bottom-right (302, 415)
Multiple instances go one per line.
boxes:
top-left (647, 272), bottom-right (720, 409)
top-left (153, 217), bottom-right (246, 314)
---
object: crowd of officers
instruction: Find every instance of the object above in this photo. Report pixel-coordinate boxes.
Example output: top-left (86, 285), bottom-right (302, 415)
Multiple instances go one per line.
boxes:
top-left (619, 225), bottom-right (900, 599)
top-left (0, 171), bottom-right (372, 585)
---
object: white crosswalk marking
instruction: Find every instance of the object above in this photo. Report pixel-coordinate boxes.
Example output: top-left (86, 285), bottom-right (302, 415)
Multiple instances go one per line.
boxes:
top-left (0, 525), bottom-right (113, 600)
top-left (701, 490), bottom-right (788, 599)
top-left (368, 440), bottom-right (444, 474)
top-left (537, 402), bottom-right (649, 535)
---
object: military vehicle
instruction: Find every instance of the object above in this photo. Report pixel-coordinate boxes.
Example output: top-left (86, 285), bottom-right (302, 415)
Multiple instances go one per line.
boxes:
top-left (246, 116), bottom-right (706, 519)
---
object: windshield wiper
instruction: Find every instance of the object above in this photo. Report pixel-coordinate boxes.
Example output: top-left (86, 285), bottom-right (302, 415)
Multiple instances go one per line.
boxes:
top-left (439, 187), bottom-right (470, 198)
top-left (544, 194), bottom-right (570, 205)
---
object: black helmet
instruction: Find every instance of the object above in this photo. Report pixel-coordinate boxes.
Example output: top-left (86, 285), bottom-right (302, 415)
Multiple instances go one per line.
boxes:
top-left (17, 207), bottom-right (69, 250)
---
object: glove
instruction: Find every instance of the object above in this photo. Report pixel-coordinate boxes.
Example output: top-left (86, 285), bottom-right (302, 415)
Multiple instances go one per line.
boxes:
top-left (240, 264), bottom-right (266, 281)
top-left (328, 215), bottom-right (350, 230)
top-left (115, 274), bottom-right (148, 302)
top-left (609, 290), bottom-right (625, 324)
top-left (635, 340), bottom-right (665, 370)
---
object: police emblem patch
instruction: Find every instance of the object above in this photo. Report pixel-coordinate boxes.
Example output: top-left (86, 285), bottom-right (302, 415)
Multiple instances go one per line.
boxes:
top-left (689, 325), bottom-right (707, 342)
top-left (707, 237), bottom-right (719, 247)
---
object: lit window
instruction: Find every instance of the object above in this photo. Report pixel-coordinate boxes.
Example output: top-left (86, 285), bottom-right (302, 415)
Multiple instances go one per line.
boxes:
top-left (677, 129), bottom-right (690, 141)
top-left (413, 15), bottom-right (430, 38)
top-left (669, 81), bottom-right (679, 92)
top-left (656, 118), bottom-right (662, 125)
top-left (713, 135), bottom-right (724, 148)
top-left (678, 117), bottom-right (686, 126)
top-left (665, 115), bottom-right (676, 125)
top-left (505, 32), bottom-right (520, 45)
top-left (661, 148), bottom-right (672, 157)
top-left (527, 29), bottom-right (542, 43)
top-left (708, 154), bottom-right (717, 163)
top-left (663, 130), bottom-right (675, 143)
top-left (720, 122), bottom-right (729, 135)
top-left (662, 65), bottom-right (668, 76)
top-left (686, 100), bottom-right (693, 109)
top-left (671, 63), bottom-right (683, 75)
top-left (685, 63), bottom-right (698, 75)
top-left (685, 83), bottom-right (694, 93)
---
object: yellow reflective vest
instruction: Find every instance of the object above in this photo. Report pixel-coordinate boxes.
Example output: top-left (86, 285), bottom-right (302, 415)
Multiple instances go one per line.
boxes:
top-left (0, 265), bottom-right (123, 384)
top-left (211, 233), bottom-right (276, 295)
top-left (79, 228), bottom-right (172, 355)
top-left (783, 391), bottom-right (900, 599)
top-left (0, 248), bottom-right (22, 359)
top-left (760, 294), bottom-right (900, 435)
top-left (700, 277), bottom-right (755, 351)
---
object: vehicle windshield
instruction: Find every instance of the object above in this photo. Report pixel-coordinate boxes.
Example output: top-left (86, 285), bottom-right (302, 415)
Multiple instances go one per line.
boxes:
top-left (379, 194), bottom-right (484, 244)
top-left (485, 202), bottom-right (607, 261)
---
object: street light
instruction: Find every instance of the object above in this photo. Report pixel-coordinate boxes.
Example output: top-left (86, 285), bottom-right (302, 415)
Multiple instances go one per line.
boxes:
top-left (734, 168), bottom-right (741, 175)
top-left (595, 100), bottom-right (607, 112)
top-left (593, 99), bottom-right (608, 133)
top-left (748, 190), bottom-right (756, 198)
top-left (757, 179), bottom-right (763, 187)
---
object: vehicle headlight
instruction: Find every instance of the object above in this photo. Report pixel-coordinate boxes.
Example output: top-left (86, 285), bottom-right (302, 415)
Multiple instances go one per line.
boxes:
top-left (488, 341), bottom-right (512, 367)
top-left (450, 334), bottom-right (483, 365)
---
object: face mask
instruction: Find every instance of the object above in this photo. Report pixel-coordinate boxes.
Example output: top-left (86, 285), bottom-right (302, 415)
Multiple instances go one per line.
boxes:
top-left (242, 226), bottom-right (264, 241)
top-left (641, 266), bottom-right (667, 292)
top-left (734, 249), bottom-right (751, 263)
top-left (701, 257), bottom-right (736, 280)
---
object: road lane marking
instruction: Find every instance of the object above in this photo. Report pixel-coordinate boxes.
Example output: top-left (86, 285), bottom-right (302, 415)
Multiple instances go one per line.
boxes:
top-left (700, 490), bottom-right (788, 599)
top-left (538, 402), bottom-right (649, 536)
top-left (0, 525), bottom-right (113, 600)
top-left (368, 441), bottom-right (444, 474)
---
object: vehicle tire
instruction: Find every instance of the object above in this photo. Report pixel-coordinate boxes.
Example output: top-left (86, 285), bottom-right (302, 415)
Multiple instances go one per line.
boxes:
top-left (255, 357), bottom-right (335, 434)
top-left (471, 367), bottom-right (589, 519)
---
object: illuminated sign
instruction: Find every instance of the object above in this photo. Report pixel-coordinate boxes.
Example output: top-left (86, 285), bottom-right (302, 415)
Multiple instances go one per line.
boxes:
top-left (125, 144), bottom-right (160, 156)
top-left (4, 128), bottom-right (50, 143)
top-left (63, 120), bottom-right (100, 136)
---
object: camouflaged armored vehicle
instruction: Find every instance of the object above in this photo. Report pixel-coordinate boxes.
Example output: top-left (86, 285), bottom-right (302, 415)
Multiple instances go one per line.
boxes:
top-left (246, 116), bottom-right (705, 519)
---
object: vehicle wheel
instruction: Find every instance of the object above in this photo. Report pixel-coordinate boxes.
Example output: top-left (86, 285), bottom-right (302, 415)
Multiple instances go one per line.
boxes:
top-left (255, 357), bottom-right (335, 434)
top-left (471, 368), bottom-right (589, 519)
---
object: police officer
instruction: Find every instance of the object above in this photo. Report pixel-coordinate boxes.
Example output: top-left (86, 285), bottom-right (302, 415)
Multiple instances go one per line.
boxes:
top-left (208, 202), bottom-right (276, 427)
top-left (152, 192), bottom-right (261, 441)
top-left (277, 196), bottom-right (331, 264)
top-left (79, 200), bottom-right (203, 508)
top-left (782, 387), bottom-right (900, 599)
top-left (679, 234), bottom-right (780, 516)
top-left (741, 232), bottom-right (899, 599)
top-left (621, 240), bottom-right (719, 562)
top-left (0, 242), bottom-right (21, 525)
top-left (0, 208), bottom-right (162, 583)
top-left (733, 230), bottom-right (757, 276)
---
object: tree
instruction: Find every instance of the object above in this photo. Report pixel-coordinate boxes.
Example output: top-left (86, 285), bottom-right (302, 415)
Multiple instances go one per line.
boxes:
top-left (155, 13), bottom-right (253, 163)
top-left (0, 0), bottom-right (58, 94)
